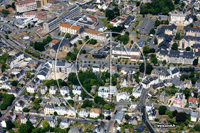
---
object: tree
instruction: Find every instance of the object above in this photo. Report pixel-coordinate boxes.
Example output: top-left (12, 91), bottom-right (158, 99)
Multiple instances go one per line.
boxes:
top-left (23, 107), bottom-right (29, 112)
top-left (6, 120), bottom-right (14, 130)
top-left (85, 36), bottom-right (89, 41)
top-left (176, 112), bottom-right (186, 122)
top-left (107, 23), bottom-right (113, 30)
top-left (11, 80), bottom-right (18, 86)
top-left (193, 15), bottom-right (198, 21)
top-left (155, 19), bottom-right (160, 27)
top-left (81, 99), bottom-right (93, 108)
top-left (26, 121), bottom-right (34, 133)
top-left (193, 58), bottom-right (198, 66)
top-left (139, 63), bottom-right (154, 74)
top-left (67, 100), bottom-right (74, 106)
top-left (159, 106), bottom-right (167, 115)
top-left (18, 124), bottom-right (29, 133)
top-left (175, 0), bottom-right (180, 4)
top-left (104, 104), bottom-right (110, 110)
top-left (143, 45), bottom-right (150, 53)
top-left (154, 37), bottom-right (158, 45)
top-left (105, 9), bottom-right (115, 20)
top-left (162, 60), bottom-right (167, 66)
top-left (194, 124), bottom-right (200, 132)
top-left (125, 114), bottom-right (130, 121)
top-left (175, 33), bottom-right (181, 40)
top-left (54, 111), bottom-right (58, 116)
top-left (2, 9), bottom-right (9, 16)
top-left (171, 43), bottom-right (178, 51)
top-left (149, 28), bottom-right (155, 35)
top-left (136, 1), bottom-right (140, 6)
top-left (78, 40), bottom-right (82, 44)
top-left (43, 120), bottom-right (49, 129)
top-left (172, 110), bottom-right (178, 117)
top-left (186, 47), bottom-right (191, 51)
top-left (190, 23), bottom-right (193, 27)
top-left (65, 33), bottom-right (71, 38)
top-left (150, 54), bottom-right (158, 65)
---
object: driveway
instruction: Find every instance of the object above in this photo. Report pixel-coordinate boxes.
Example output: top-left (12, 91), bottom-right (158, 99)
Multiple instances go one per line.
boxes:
top-left (137, 17), bottom-right (155, 35)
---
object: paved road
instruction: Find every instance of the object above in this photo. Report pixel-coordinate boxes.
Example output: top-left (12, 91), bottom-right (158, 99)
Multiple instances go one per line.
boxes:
top-left (139, 88), bottom-right (156, 133)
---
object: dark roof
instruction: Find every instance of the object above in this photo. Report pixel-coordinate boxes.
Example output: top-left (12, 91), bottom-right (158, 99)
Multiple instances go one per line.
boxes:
top-left (159, 40), bottom-right (170, 50)
top-left (52, 39), bottom-right (72, 51)
top-left (159, 49), bottom-right (169, 55)
top-left (171, 68), bottom-right (179, 74)
top-left (184, 25), bottom-right (200, 32)
top-left (181, 36), bottom-right (200, 41)
top-left (168, 50), bottom-right (180, 57)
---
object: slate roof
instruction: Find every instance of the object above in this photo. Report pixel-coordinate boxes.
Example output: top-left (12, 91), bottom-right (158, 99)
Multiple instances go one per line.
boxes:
top-left (52, 39), bottom-right (72, 51)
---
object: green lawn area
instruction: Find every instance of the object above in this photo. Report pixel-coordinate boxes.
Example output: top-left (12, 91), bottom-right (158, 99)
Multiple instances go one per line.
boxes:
top-left (99, 18), bottom-right (108, 26)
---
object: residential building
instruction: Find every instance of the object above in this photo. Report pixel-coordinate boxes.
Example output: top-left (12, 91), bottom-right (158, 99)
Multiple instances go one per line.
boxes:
top-left (168, 51), bottom-right (195, 65)
top-left (190, 111), bottom-right (198, 122)
top-left (54, 107), bottom-right (68, 115)
top-left (72, 85), bottom-right (82, 95)
top-left (15, 100), bottom-right (25, 112)
top-left (111, 47), bottom-right (140, 59)
top-left (102, 109), bottom-right (111, 118)
top-left (26, 85), bottom-right (38, 93)
top-left (40, 86), bottom-right (47, 95)
top-left (49, 97), bottom-right (62, 106)
top-left (159, 91), bottom-right (169, 105)
top-left (132, 84), bottom-right (143, 98)
top-left (37, 61), bottom-right (52, 80)
top-left (60, 86), bottom-right (70, 96)
top-left (49, 86), bottom-right (58, 95)
top-left (16, 0), bottom-right (37, 13)
top-left (60, 23), bottom-right (81, 35)
top-left (68, 127), bottom-right (81, 133)
top-left (20, 114), bottom-right (29, 124)
top-left (60, 119), bottom-right (70, 129)
top-left (179, 36), bottom-right (200, 50)
top-left (44, 104), bottom-right (54, 115)
top-left (44, 115), bottom-right (57, 128)
top-left (110, 16), bottom-right (127, 27)
top-left (8, 87), bottom-right (20, 97)
top-left (116, 92), bottom-right (130, 102)
top-left (79, 109), bottom-right (89, 117)
top-left (141, 76), bottom-right (159, 89)
top-left (188, 97), bottom-right (199, 108)
top-left (115, 112), bottom-right (124, 124)
top-left (98, 86), bottom-right (117, 99)
top-left (184, 25), bottom-right (200, 37)
top-left (173, 93), bottom-right (186, 108)
top-left (67, 107), bottom-right (77, 117)
top-left (170, 14), bottom-right (193, 26)
top-left (90, 108), bottom-right (100, 118)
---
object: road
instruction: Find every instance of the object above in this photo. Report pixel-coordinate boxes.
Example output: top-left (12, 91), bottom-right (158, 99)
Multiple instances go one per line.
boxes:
top-left (139, 88), bottom-right (156, 133)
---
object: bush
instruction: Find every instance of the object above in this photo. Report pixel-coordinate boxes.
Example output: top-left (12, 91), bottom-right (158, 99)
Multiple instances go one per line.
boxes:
top-left (23, 108), bottom-right (29, 112)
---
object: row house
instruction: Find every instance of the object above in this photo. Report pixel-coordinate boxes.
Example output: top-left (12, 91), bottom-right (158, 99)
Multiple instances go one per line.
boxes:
top-left (168, 50), bottom-right (195, 65)
top-left (170, 14), bottom-right (193, 26)
top-left (179, 36), bottom-right (200, 51)
top-left (6, 52), bottom-right (24, 69)
top-left (90, 108), bottom-right (100, 118)
top-left (184, 25), bottom-right (200, 37)
top-left (111, 47), bottom-right (140, 59)
top-left (79, 109), bottom-right (89, 117)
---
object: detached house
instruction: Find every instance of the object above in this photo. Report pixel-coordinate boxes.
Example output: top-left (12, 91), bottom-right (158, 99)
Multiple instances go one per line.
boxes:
top-left (79, 109), bottom-right (89, 117)
top-left (40, 86), bottom-right (47, 95)
top-left (44, 115), bottom-right (57, 128)
top-left (90, 108), bottom-right (100, 118)
top-left (20, 114), bottom-right (29, 124)
top-left (54, 107), bottom-right (68, 115)
top-left (98, 86), bottom-right (117, 99)
top-left (60, 86), bottom-right (70, 96)
top-left (15, 100), bottom-right (25, 112)
top-left (141, 76), bottom-right (159, 89)
top-left (188, 97), bottom-right (199, 108)
top-left (116, 92), bottom-right (130, 102)
top-left (49, 86), bottom-right (58, 95)
top-left (72, 85), bottom-right (82, 95)
top-left (191, 111), bottom-right (198, 122)
top-left (60, 119), bottom-right (70, 129)
top-left (173, 93), bottom-right (186, 108)
top-left (26, 85), bottom-right (37, 93)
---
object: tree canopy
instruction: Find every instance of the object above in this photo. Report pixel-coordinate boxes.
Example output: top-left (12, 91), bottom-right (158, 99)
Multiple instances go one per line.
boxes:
top-left (140, 0), bottom-right (175, 15)
top-left (159, 106), bottom-right (167, 115)
top-left (171, 43), bottom-right (178, 51)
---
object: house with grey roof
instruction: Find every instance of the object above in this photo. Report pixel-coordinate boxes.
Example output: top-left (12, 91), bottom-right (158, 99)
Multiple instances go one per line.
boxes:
top-left (68, 127), bottom-right (81, 133)
top-left (115, 112), bottom-right (124, 124)
top-left (184, 25), bottom-right (200, 37)
top-left (49, 86), bottom-right (58, 95)
top-left (43, 115), bottom-right (57, 128)
top-left (190, 111), bottom-right (198, 122)
top-left (20, 114), bottom-right (29, 124)
top-left (179, 36), bottom-right (200, 51)
top-left (60, 119), bottom-right (70, 129)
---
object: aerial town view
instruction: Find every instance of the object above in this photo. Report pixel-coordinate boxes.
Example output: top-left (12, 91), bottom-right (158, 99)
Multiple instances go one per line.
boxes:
top-left (0, 0), bottom-right (200, 132)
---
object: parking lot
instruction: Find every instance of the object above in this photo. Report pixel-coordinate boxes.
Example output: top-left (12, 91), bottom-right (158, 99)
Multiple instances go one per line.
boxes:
top-left (137, 18), bottom-right (155, 35)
